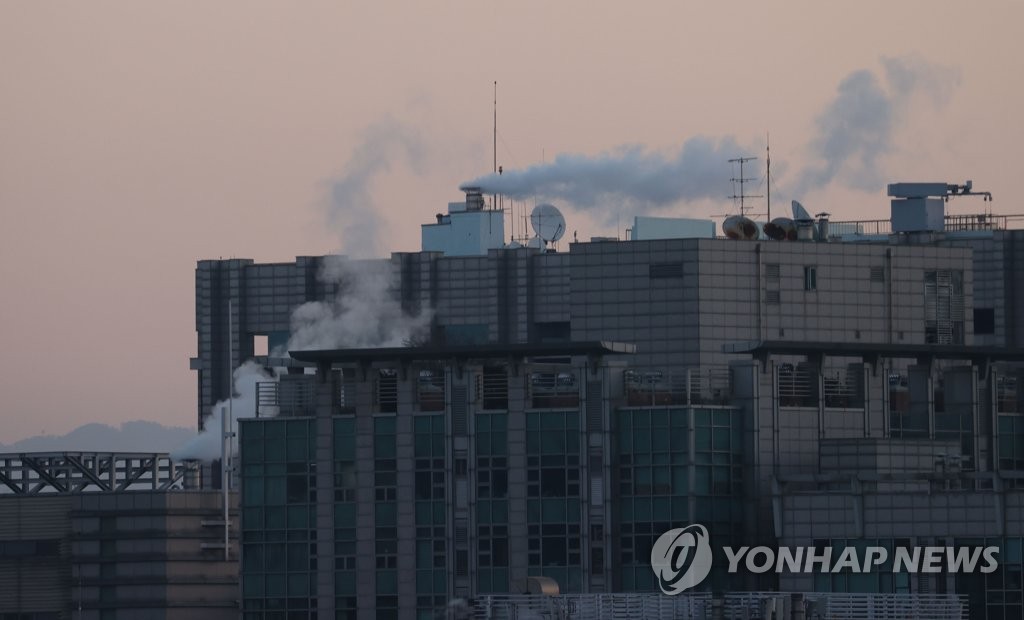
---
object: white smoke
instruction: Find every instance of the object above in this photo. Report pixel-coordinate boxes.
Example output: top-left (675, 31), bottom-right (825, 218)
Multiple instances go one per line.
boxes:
top-left (327, 118), bottom-right (426, 258)
top-left (462, 56), bottom-right (958, 209)
top-left (287, 255), bottom-right (432, 351)
top-left (791, 55), bottom-right (959, 197)
top-left (172, 361), bottom-right (275, 461)
top-left (462, 135), bottom-right (747, 215)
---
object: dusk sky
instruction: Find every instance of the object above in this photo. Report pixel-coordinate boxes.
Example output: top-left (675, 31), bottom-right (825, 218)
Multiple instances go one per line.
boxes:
top-left (2, 2), bottom-right (1022, 443)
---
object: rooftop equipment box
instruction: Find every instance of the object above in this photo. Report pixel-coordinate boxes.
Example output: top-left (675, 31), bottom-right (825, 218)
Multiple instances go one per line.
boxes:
top-left (891, 197), bottom-right (945, 233)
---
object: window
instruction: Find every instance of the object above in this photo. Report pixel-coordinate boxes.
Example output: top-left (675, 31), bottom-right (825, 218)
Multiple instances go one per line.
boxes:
top-left (974, 308), bottom-right (995, 335)
top-left (649, 262), bottom-right (684, 279)
top-left (804, 266), bottom-right (817, 291)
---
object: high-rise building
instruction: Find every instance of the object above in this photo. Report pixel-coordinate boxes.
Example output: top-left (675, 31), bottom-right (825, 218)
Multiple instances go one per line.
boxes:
top-left (198, 183), bottom-right (1024, 619)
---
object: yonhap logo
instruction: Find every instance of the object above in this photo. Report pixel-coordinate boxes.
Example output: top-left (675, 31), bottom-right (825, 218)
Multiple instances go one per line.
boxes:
top-left (650, 523), bottom-right (713, 595)
top-left (650, 523), bottom-right (999, 595)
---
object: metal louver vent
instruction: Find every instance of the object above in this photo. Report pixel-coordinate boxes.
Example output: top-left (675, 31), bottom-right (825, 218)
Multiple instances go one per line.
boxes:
top-left (586, 380), bottom-right (603, 431)
top-left (452, 385), bottom-right (468, 435)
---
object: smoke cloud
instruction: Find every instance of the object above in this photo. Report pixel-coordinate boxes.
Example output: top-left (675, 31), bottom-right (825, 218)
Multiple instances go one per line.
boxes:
top-left (462, 136), bottom-right (746, 216)
top-left (791, 55), bottom-right (960, 197)
top-left (287, 255), bottom-right (432, 351)
top-left (462, 56), bottom-right (958, 210)
top-left (172, 361), bottom-right (274, 461)
top-left (328, 119), bottom-right (426, 257)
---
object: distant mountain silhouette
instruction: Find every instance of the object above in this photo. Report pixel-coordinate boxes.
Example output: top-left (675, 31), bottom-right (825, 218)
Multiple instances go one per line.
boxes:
top-left (0, 421), bottom-right (196, 454)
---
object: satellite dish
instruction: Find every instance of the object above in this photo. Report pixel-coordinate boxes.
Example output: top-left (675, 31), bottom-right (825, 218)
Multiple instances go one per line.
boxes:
top-left (791, 200), bottom-right (812, 221)
top-left (530, 204), bottom-right (566, 244)
top-left (722, 215), bottom-right (760, 240)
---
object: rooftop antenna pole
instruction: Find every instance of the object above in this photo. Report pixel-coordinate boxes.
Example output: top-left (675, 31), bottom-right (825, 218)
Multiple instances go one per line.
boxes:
top-left (493, 81), bottom-right (497, 174)
top-left (728, 156), bottom-right (763, 217)
top-left (766, 134), bottom-right (771, 221)
top-left (492, 81), bottom-right (497, 212)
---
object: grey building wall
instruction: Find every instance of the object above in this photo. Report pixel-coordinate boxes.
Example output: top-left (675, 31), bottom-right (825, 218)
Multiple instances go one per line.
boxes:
top-left (0, 496), bottom-right (72, 617)
top-left (70, 490), bottom-right (239, 620)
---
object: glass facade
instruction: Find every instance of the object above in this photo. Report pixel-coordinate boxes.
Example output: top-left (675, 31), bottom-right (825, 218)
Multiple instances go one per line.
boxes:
top-left (812, 538), bottom-right (912, 594)
top-left (998, 415), bottom-right (1024, 471)
top-left (475, 412), bottom-right (508, 594)
top-left (956, 537), bottom-right (1023, 620)
top-left (240, 418), bottom-right (317, 619)
top-left (333, 417), bottom-right (357, 619)
top-left (373, 416), bottom-right (398, 620)
top-left (414, 414), bottom-right (447, 619)
top-left (615, 407), bottom-right (744, 591)
top-left (526, 410), bottom-right (583, 592)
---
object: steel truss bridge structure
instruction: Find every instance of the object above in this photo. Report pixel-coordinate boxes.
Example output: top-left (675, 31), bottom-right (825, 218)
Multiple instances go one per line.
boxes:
top-left (0, 452), bottom-right (186, 495)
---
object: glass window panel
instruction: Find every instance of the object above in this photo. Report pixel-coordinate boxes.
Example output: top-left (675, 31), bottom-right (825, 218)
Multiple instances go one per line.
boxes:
top-left (376, 502), bottom-right (397, 526)
top-left (266, 477), bottom-right (286, 505)
top-left (634, 428), bottom-right (651, 453)
top-left (492, 500), bottom-right (508, 523)
top-left (695, 428), bottom-right (712, 450)
top-left (542, 498), bottom-right (566, 522)
top-left (335, 571), bottom-right (356, 595)
top-left (377, 570), bottom-right (397, 594)
top-left (287, 506), bottom-right (307, 529)
top-left (265, 435), bottom-right (286, 461)
top-left (265, 507), bottom-right (286, 529)
top-left (335, 503), bottom-right (355, 528)
top-left (541, 432), bottom-right (565, 454)
top-left (244, 478), bottom-right (264, 505)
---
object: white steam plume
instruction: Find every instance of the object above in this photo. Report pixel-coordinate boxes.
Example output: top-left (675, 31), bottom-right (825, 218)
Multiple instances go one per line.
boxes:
top-left (791, 55), bottom-right (960, 197)
top-left (328, 119), bottom-right (425, 258)
top-left (172, 361), bottom-right (275, 461)
top-left (287, 256), bottom-right (432, 351)
top-left (462, 56), bottom-right (958, 209)
top-left (462, 136), bottom-right (746, 216)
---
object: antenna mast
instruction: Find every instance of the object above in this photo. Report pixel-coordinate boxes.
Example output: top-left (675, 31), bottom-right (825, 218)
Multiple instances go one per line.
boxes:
top-left (766, 134), bottom-right (771, 221)
top-left (728, 156), bottom-right (763, 217)
top-left (493, 81), bottom-right (497, 174)
top-left (492, 81), bottom-right (497, 211)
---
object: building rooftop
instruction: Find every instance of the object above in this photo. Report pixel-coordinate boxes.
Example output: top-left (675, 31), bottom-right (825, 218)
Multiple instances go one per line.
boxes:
top-left (288, 340), bottom-right (637, 366)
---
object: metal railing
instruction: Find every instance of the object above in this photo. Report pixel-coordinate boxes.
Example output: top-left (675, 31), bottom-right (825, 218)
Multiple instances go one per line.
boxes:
top-left (529, 370), bottom-right (580, 409)
top-left (418, 368), bottom-right (446, 412)
top-left (623, 367), bottom-right (732, 407)
top-left (255, 378), bottom-right (315, 417)
top-left (376, 369), bottom-right (398, 413)
top-left (826, 213), bottom-right (1024, 239)
top-left (478, 366), bottom-right (509, 410)
top-left (821, 364), bottom-right (864, 409)
top-left (454, 592), bottom-right (966, 619)
top-left (778, 364), bottom-right (817, 408)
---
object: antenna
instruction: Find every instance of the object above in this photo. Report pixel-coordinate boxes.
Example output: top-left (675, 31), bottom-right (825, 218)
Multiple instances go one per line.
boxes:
top-left (766, 134), bottom-right (771, 221)
top-left (728, 156), bottom-right (763, 217)
top-left (493, 81), bottom-right (497, 211)
top-left (493, 81), bottom-right (497, 174)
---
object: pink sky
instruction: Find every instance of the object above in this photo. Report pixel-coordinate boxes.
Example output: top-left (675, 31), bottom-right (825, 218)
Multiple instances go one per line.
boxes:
top-left (2, 2), bottom-right (1022, 442)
